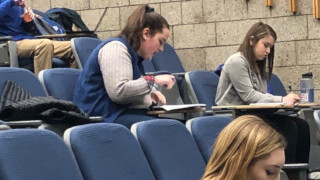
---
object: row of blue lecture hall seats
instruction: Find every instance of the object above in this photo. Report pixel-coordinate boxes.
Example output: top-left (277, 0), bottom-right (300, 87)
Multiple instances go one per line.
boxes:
top-left (0, 67), bottom-right (223, 180)
top-left (0, 36), bottom-right (314, 179)
top-left (0, 113), bottom-right (232, 180)
top-left (35, 66), bottom-right (320, 174)
top-left (47, 36), bottom-right (320, 178)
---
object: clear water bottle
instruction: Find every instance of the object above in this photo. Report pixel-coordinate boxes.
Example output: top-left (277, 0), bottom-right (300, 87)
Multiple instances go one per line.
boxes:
top-left (300, 72), bottom-right (314, 103)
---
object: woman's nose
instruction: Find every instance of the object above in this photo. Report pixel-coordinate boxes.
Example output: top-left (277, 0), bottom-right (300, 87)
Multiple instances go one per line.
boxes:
top-left (266, 47), bottom-right (270, 54)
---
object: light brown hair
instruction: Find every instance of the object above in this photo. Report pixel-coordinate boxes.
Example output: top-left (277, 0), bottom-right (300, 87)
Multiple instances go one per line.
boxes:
top-left (119, 4), bottom-right (170, 51)
top-left (238, 22), bottom-right (277, 80)
top-left (202, 115), bottom-right (286, 180)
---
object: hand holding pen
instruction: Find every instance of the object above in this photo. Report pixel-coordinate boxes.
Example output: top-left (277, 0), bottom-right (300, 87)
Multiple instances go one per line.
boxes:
top-left (154, 74), bottom-right (176, 89)
top-left (282, 85), bottom-right (300, 105)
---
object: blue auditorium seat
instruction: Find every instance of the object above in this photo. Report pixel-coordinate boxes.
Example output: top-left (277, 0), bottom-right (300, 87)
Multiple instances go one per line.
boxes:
top-left (64, 123), bottom-right (155, 180)
top-left (0, 67), bottom-right (47, 97)
top-left (268, 73), bottom-right (287, 96)
top-left (186, 115), bottom-right (232, 163)
top-left (184, 70), bottom-right (220, 110)
top-left (39, 68), bottom-right (81, 101)
top-left (131, 119), bottom-right (206, 180)
top-left (0, 129), bottom-right (83, 180)
top-left (70, 37), bottom-right (102, 69)
top-left (151, 43), bottom-right (185, 73)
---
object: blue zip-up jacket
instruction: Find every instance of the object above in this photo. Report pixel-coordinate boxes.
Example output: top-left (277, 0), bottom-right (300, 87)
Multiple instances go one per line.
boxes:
top-left (73, 37), bottom-right (145, 123)
top-left (0, 0), bottom-right (34, 40)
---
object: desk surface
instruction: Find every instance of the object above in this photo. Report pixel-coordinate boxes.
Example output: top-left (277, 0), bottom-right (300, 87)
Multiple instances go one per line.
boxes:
top-left (212, 104), bottom-right (294, 110)
top-left (212, 103), bottom-right (320, 110)
top-left (35, 32), bottom-right (97, 39)
top-left (147, 107), bottom-right (205, 115)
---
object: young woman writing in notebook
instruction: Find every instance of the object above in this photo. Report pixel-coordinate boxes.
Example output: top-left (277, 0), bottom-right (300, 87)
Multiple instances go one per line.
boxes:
top-left (73, 4), bottom-right (175, 128)
top-left (215, 22), bottom-right (309, 164)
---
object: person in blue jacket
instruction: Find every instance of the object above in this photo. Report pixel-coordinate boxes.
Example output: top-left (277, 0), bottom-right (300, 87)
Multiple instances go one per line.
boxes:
top-left (0, 0), bottom-right (74, 76)
top-left (73, 4), bottom-right (175, 128)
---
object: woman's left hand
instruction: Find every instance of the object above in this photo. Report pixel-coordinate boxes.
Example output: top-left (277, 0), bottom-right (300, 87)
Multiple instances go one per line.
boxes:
top-left (151, 91), bottom-right (166, 105)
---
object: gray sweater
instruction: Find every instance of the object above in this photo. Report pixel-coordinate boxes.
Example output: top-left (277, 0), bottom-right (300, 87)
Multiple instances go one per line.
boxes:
top-left (98, 41), bottom-right (155, 109)
top-left (215, 52), bottom-right (282, 105)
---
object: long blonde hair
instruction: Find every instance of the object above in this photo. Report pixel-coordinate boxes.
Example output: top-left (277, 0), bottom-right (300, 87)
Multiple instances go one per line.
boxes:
top-left (202, 115), bottom-right (286, 180)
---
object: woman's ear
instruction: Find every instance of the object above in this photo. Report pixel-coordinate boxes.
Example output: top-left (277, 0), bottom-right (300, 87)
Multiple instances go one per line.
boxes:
top-left (249, 36), bottom-right (254, 46)
top-left (142, 28), bottom-right (151, 40)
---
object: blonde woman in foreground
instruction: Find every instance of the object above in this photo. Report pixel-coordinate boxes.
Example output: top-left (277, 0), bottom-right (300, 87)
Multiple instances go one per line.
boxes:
top-left (202, 115), bottom-right (286, 180)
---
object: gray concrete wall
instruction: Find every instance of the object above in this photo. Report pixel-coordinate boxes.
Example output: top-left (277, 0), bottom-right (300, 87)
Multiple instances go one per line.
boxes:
top-left (30, 0), bottom-right (320, 103)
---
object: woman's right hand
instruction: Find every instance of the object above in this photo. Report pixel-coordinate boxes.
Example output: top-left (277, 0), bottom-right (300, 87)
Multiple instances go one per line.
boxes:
top-left (283, 93), bottom-right (300, 106)
top-left (151, 91), bottom-right (166, 105)
top-left (154, 74), bottom-right (176, 89)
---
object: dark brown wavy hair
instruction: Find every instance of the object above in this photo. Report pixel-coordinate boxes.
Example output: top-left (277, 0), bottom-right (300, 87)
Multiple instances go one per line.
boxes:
top-left (119, 4), bottom-right (170, 51)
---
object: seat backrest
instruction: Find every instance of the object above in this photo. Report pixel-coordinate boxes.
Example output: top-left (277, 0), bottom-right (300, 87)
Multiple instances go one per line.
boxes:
top-left (0, 129), bottom-right (83, 180)
top-left (268, 73), bottom-right (287, 96)
top-left (186, 116), bottom-right (232, 163)
top-left (151, 43), bottom-right (185, 73)
top-left (131, 119), bottom-right (206, 180)
top-left (38, 68), bottom-right (81, 101)
top-left (184, 70), bottom-right (220, 110)
top-left (142, 59), bottom-right (156, 73)
top-left (0, 67), bottom-right (47, 97)
top-left (64, 123), bottom-right (155, 180)
top-left (70, 37), bottom-right (102, 69)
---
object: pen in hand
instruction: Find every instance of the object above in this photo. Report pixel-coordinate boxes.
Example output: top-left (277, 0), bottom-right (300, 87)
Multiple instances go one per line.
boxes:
top-left (288, 85), bottom-right (299, 106)
top-left (288, 85), bottom-right (292, 94)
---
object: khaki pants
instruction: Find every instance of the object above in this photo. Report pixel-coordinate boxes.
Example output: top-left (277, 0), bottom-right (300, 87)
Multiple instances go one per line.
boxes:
top-left (16, 39), bottom-right (74, 76)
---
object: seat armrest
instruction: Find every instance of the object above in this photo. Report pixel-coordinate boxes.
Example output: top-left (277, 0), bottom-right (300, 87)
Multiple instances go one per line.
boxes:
top-left (283, 163), bottom-right (308, 180)
top-left (283, 163), bottom-right (308, 170)
top-left (89, 116), bottom-right (103, 122)
top-left (0, 124), bottom-right (11, 130)
top-left (145, 70), bottom-right (172, 76)
top-left (204, 110), bottom-right (214, 115)
top-left (172, 72), bottom-right (185, 77)
top-left (0, 36), bottom-right (12, 41)
top-left (35, 32), bottom-right (98, 40)
top-left (5, 120), bottom-right (42, 128)
top-left (7, 41), bottom-right (19, 67)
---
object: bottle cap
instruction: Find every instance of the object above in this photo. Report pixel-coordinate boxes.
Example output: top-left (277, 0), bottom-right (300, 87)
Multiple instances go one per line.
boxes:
top-left (302, 72), bottom-right (313, 78)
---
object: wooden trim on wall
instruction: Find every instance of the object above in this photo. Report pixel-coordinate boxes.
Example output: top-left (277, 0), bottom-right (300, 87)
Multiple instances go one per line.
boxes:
top-left (265, 0), bottom-right (273, 7)
top-left (290, 0), bottom-right (297, 12)
top-left (314, 0), bottom-right (320, 18)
